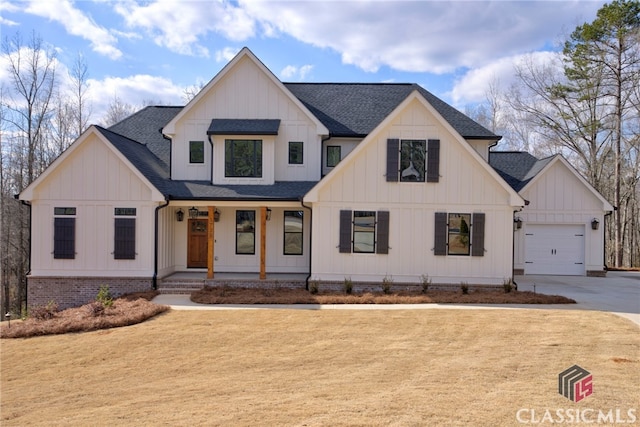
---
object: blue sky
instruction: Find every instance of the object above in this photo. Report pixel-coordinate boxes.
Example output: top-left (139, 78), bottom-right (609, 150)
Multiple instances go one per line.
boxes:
top-left (1, 0), bottom-right (607, 124)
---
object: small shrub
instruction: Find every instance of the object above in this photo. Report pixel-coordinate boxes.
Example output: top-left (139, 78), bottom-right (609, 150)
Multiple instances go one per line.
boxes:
top-left (421, 275), bottom-right (432, 293)
top-left (308, 280), bottom-right (319, 295)
top-left (343, 277), bottom-right (353, 294)
top-left (382, 275), bottom-right (393, 294)
top-left (503, 278), bottom-right (513, 293)
top-left (30, 301), bottom-right (59, 320)
top-left (86, 301), bottom-right (105, 317)
top-left (460, 282), bottom-right (469, 295)
top-left (96, 285), bottom-right (113, 308)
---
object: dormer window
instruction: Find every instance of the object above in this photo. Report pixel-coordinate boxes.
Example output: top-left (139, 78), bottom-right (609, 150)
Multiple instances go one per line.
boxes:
top-left (225, 139), bottom-right (262, 178)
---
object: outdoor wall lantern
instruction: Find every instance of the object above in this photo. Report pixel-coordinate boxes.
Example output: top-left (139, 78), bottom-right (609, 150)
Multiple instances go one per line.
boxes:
top-left (591, 218), bottom-right (600, 230)
top-left (266, 207), bottom-right (272, 221)
top-left (176, 209), bottom-right (184, 222)
top-left (189, 206), bottom-right (199, 219)
top-left (514, 217), bottom-right (523, 230)
top-left (214, 209), bottom-right (221, 222)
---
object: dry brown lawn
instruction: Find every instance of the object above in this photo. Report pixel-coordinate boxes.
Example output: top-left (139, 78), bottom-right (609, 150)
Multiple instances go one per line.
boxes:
top-left (1, 308), bottom-right (638, 426)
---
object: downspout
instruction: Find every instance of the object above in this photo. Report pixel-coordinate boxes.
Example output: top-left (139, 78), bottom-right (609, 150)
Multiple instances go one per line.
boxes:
top-left (208, 135), bottom-right (214, 183)
top-left (18, 198), bottom-right (32, 310)
top-left (512, 210), bottom-right (519, 291)
top-left (300, 197), bottom-right (313, 290)
top-left (153, 198), bottom-right (170, 290)
top-left (162, 131), bottom-right (172, 179)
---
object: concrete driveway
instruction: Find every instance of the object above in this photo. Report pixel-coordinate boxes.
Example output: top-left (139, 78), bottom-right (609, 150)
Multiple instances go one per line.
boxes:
top-left (515, 271), bottom-right (640, 326)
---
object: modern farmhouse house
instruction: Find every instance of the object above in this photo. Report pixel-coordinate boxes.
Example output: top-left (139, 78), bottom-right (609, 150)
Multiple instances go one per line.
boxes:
top-left (19, 48), bottom-right (613, 308)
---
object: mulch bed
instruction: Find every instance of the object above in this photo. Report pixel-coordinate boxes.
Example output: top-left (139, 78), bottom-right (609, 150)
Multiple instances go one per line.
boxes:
top-left (0, 291), bottom-right (169, 339)
top-left (191, 286), bottom-right (576, 305)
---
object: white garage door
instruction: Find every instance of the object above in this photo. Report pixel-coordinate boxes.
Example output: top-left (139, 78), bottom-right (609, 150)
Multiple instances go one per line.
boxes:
top-left (524, 224), bottom-right (585, 275)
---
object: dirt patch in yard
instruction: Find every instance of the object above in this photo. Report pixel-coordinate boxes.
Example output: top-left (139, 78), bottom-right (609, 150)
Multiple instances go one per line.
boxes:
top-left (191, 286), bottom-right (576, 305)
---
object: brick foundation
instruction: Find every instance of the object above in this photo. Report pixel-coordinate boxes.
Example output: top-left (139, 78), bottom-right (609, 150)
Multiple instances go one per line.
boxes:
top-left (587, 270), bottom-right (607, 277)
top-left (27, 276), bottom-right (154, 310)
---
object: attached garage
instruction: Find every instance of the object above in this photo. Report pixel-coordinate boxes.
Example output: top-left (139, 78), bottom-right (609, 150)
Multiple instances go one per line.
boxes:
top-left (490, 152), bottom-right (613, 277)
top-left (524, 224), bottom-right (585, 275)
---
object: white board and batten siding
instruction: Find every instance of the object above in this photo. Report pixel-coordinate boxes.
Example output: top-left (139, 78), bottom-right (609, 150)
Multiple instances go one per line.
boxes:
top-left (169, 55), bottom-right (322, 183)
top-left (308, 97), bottom-right (520, 285)
top-left (514, 159), bottom-right (611, 275)
top-left (24, 131), bottom-right (162, 277)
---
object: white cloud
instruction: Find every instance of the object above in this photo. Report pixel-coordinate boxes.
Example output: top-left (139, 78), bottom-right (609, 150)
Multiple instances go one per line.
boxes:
top-left (0, 16), bottom-right (18, 26)
top-left (450, 51), bottom-right (560, 106)
top-left (215, 47), bottom-right (241, 63)
top-left (24, 0), bottom-right (122, 59)
top-left (280, 64), bottom-right (313, 81)
top-left (88, 74), bottom-right (185, 120)
top-left (239, 0), bottom-right (602, 74)
top-left (114, 1), bottom-right (255, 57)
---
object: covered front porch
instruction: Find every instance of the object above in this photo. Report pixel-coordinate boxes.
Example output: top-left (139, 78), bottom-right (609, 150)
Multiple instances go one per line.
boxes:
top-left (160, 199), bottom-right (311, 286)
top-left (157, 271), bottom-right (309, 294)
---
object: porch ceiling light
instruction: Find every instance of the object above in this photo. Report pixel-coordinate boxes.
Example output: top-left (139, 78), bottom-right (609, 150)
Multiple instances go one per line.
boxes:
top-left (176, 208), bottom-right (184, 222)
top-left (189, 206), bottom-right (199, 219)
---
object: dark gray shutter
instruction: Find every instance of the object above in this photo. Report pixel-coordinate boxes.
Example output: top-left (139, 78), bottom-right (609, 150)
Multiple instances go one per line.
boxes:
top-left (339, 210), bottom-right (352, 253)
top-left (434, 212), bottom-right (447, 256)
top-left (54, 218), bottom-right (75, 259)
top-left (472, 213), bottom-right (485, 257)
top-left (376, 211), bottom-right (390, 254)
top-left (114, 218), bottom-right (136, 259)
top-left (427, 139), bottom-right (440, 183)
top-left (386, 138), bottom-right (399, 182)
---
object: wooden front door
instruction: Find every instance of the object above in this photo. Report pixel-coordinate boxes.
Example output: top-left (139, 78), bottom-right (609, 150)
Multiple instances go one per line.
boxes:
top-left (188, 219), bottom-right (208, 268)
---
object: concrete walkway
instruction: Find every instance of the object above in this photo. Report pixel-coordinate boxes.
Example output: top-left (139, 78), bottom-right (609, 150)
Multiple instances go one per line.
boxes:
top-left (152, 271), bottom-right (640, 326)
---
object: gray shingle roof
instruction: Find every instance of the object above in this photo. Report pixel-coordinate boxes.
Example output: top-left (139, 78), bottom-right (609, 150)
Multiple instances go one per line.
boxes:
top-left (208, 119), bottom-right (281, 135)
top-left (489, 151), bottom-right (554, 192)
top-left (107, 106), bottom-right (182, 167)
top-left (284, 83), bottom-right (498, 139)
top-left (102, 83), bottom-right (499, 200)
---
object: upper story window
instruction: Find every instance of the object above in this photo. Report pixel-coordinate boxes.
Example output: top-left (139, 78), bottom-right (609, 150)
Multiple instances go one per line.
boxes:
top-left (189, 141), bottom-right (204, 164)
top-left (400, 140), bottom-right (426, 182)
top-left (386, 138), bottom-right (440, 183)
top-left (289, 141), bottom-right (303, 165)
top-left (327, 146), bottom-right (341, 167)
top-left (225, 139), bottom-right (262, 178)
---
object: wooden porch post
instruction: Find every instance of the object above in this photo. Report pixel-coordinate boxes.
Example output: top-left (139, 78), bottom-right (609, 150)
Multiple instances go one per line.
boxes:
top-left (260, 206), bottom-right (267, 280)
top-left (207, 206), bottom-right (215, 279)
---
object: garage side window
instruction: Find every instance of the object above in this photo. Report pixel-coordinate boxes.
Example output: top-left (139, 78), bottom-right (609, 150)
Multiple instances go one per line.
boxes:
top-left (53, 207), bottom-right (76, 259)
